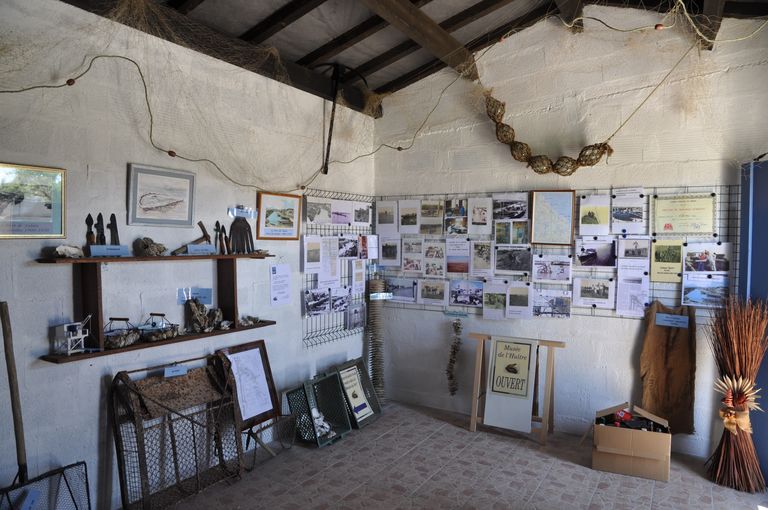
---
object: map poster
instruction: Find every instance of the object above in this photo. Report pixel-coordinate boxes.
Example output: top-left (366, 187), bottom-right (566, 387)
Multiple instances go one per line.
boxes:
top-left (531, 190), bottom-right (575, 245)
top-left (491, 339), bottom-right (533, 397)
top-left (652, 194), bottom-right (715, 235)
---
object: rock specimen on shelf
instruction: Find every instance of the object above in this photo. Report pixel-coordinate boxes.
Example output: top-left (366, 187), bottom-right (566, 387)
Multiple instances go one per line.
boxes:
top-left (134, 237), bottom-right (166, 257)
top-left (55, 244), bottom-right (84, 258)
top-left (185, 298), bottom-right (224, 333)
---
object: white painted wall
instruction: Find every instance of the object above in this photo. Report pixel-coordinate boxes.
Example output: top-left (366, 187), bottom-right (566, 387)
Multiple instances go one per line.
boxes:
top-left (0, 1), bottom-right (373, 507)
top-left (374, 6), bottom-right (768, 458)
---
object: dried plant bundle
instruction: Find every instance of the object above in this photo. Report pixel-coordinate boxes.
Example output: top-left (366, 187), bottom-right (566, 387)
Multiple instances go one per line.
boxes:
top-left (706, 298), bottom-right (768, 493)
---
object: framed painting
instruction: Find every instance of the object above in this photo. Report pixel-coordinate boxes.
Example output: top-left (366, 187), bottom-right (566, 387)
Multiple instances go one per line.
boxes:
top-left (127, 163), bottom-right (195, 227)
top-left (0, 162), bottom-right (65, 238)
top-left (530, 190), bottom-right (575, 246)
top-left (257, 191), bottom-right (301, 240)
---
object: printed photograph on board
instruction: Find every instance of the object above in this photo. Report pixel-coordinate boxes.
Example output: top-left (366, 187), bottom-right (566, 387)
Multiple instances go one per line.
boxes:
top-left (575, 239), bottom-right (617, 268)
top-left (682, 273), bottom-right (728, 308)
top-left (683, 242), bottom-right (731, 273)
top-left (618, 238), bottom-right (650, 259)
top-left (449, 279), bottom-right (483, 307)
top-left (492, 193), bottom-right (528, 220)
top-left (304, 288), bottom-right (331, 316)
top-left (385, 277), bottom-right (417, 303)
top-left (494, 246), bottom-right (531, 274)
top-left (420, 199), bottom-right (444, 235)
top-left (304, 197), bottom-right (332, 225)
top-left (533, 289), bottom-right (571, 318)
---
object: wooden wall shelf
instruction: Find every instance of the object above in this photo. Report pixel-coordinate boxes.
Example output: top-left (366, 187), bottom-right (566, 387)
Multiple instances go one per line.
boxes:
top-left (40, 321), bottom-right (277, 364)
top-left (37, 252), bottom-right (276, 364)
top-left (37, 253), bottom-right (274, 264)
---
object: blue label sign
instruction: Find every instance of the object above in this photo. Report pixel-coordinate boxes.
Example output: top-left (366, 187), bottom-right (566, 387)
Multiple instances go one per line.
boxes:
top-left (89, 245), bottom-right (130, 257)
top-left (186, 243), bottom-right (217, 255)
top-left (656, 313), bottom-right (689, 328)
top-left (164, 365), bottom-right (188, 378)
top-left (177, 287), bottom-right (213, 305)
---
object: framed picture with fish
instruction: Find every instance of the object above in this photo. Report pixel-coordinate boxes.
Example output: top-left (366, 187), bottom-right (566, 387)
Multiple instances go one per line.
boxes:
top-left (257, 191), bottom-right (301, 240)
top-left (0, 162), bottom-right (65, 238)
top-left (127, 164), bottom-right (195, 227)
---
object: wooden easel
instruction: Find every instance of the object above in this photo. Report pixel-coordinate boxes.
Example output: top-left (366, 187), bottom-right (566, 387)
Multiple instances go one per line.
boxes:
top-left (468, 333), bottom-right (565, 444)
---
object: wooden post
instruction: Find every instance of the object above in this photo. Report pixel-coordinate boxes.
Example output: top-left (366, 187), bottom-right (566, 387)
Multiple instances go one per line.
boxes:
top-left (1, 301), bottom-right (28, 484)
top-left (469, 334), bottom-right (485, 432)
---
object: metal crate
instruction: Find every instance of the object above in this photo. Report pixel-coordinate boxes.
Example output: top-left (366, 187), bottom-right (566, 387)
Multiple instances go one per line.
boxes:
top-left (286, 373), bottom-right (351, 447)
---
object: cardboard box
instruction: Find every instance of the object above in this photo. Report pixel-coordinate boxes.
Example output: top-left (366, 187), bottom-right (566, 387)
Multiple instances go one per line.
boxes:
top-left (592, 402), bottom-right (671, 482)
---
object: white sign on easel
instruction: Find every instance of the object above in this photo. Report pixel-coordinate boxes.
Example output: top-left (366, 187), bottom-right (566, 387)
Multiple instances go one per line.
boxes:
top-left (483, 336), bottom-right (538, 433)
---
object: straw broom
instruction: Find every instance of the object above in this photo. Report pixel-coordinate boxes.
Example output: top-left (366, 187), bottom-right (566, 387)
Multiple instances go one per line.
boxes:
top-left (705, 298), bottom-right (768, 492)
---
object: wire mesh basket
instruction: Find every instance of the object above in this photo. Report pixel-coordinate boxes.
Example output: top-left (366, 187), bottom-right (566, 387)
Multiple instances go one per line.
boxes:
top-left (0, 461), bottom-right (91, 510)
top-left (242, 415), bottom-right (296, 471)
top-left (110, 363), bottom-right (242, 510)
top-left (286, 372), bottom-right (351, 447)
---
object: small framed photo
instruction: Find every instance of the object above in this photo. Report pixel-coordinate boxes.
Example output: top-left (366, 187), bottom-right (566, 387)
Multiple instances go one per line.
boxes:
top-left (0, 162), bottom-right (65, 238)
top-left (257, 192), bottom-right (301, 240)
top-left (128, 163), bottom-right (195, 227)
top-left (530, 190), bottom-right (575, 246)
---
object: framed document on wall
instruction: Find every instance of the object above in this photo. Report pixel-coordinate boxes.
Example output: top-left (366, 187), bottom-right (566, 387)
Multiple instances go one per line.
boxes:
top-left (530, 190), bottom-right (575, 245)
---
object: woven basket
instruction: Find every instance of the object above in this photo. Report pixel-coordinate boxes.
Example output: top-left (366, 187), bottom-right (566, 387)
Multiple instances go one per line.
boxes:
top-left (577, 143), bottom-right (613, 167)
top-left (485, 94), bottom-right (505, 123)
top-left (553, 156), bottom-right (579, 176)
top-left (528, 155), bottom-right (554, 174)
top-left (496, 123), bottom-right (515, 144)
top-left (510, 141), bottom-right (531, 163)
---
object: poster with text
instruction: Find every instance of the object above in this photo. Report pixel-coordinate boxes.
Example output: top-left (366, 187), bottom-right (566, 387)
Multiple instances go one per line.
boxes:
top-left (483, 336), bottom-right (538, 433)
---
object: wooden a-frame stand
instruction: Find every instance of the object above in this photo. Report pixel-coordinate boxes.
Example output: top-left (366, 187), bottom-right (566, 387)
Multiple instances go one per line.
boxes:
top-left (468, 333), bottom-right (565, 444)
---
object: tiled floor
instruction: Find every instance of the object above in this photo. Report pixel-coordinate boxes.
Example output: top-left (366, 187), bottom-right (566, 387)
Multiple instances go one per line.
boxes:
top-left (177, 403), bottom-right (768, 509)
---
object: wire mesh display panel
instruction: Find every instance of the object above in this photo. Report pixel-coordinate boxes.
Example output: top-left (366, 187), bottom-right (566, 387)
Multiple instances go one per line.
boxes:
top-left (286, 372), bottom-right (352, 447)
top-left (302, 188), bottom-right (374, 347)
top-left (0, 462), bottom-right (91, 510)
top-left (110, 366), bottom-right (242, 510)
top-left (373, 184), bottom-right (740, 326)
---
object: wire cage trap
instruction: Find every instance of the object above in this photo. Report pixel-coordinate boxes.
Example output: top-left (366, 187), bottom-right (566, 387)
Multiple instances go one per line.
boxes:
top-left (286, 372), bottom-right (351, 447)
top-left (0, 461), bottom-right (91, 510)
top-left (110, 362), bottom-right (242, 510)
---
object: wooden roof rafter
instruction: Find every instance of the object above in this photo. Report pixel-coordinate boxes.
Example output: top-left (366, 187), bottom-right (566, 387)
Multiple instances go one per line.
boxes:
top-left (360, 0), bottom-right (480, 81)
top-left (376, 2), bottom-right (554, 93)
top-left (297, 0), bottom-right (435, 67)
top-left (239, 0), bottom-right (330, 45)
top-left (344, 0), bottom-right (520, 84)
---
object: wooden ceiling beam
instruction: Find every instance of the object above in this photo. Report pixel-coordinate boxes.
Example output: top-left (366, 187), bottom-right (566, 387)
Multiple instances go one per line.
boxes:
top-left (239, 0), bottom-right (328, 45)
top-left (165, 0), bottom-right (206, 15)
top-left (297, 0), bottom-right (434, 67)
top-left (698, 0), bottom-right (726, 49)
top-left (58, 0), bottom-right (376, 116)
top-left (376, 3), bottom-right (552, 94)
top-left (345, 0), bottom-right (517, 84)
top-left (359, 0), bottom-right (479, 81)
top-left (554, 0), bottom-right (583, 31)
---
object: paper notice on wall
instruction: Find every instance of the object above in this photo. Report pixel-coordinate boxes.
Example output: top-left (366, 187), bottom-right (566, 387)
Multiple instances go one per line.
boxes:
top-left (302, 234), bottom-right (322, 273)
top-left (269, 264), bottom-right (291, 306)
top-left (350, 259), bottom-right (366, 294)
top-left (579, 195), bottom-right (611, 236)
top-left (226, 349), bottom-right (274, 421)
top-left (446, 238), bottom-right (470, 274)
top-left (506, 282), bottom-right (533, 319)
top-left (468, 197), bottom-right (492, 235)
top-left (616, 273), bottom-right (650, 317)
top-left (611, 187), bottom-right (647, 235)
top-left (319, 236), bottom-right (340, 288)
